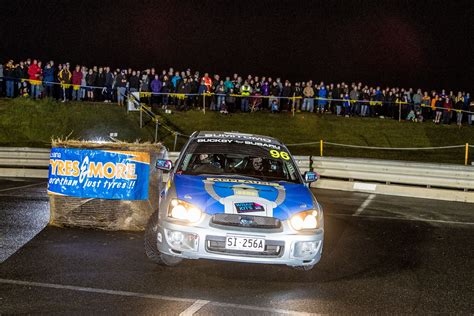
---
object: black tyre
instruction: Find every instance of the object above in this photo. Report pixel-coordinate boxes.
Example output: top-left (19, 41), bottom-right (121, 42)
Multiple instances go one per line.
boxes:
top-left (144, 211), bottom-right (182, 266)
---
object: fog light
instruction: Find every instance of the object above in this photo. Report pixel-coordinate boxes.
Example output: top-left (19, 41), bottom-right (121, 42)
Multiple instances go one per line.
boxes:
top-left (165, 229), bottom-right (199, 251)
top-left (170, 231), bottom-right (184, 243)
top-left (293, 241), bottom-right (319, 258)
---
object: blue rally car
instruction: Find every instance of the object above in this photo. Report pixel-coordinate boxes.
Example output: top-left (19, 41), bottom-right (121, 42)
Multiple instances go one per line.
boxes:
top-left (145, 131), bottom-right (323, 270)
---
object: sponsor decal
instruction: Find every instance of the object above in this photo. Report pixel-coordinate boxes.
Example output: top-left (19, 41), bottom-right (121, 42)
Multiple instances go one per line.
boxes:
top-left (47, 148), bottom-right (150, 200)
top-left (196, 138), bottom-right (282, 150)
top-left (235, 202), bottom-right (265, 213)
top-left (206, 177), bottom-right (281, 187)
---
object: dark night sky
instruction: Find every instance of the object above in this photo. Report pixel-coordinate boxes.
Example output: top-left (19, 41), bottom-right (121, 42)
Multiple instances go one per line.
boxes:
top-left (1, 0), bottom-right (473, 90)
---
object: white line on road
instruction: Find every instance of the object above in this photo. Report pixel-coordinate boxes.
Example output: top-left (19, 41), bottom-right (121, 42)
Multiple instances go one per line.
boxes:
top-left (353, 194), bottom-right (376, 216)
top-left (331, 213), bottom-right (474, 225)
top-left (0, 278), bottom-right (318, 315)
top-left (179, 300), bottom-right (210, 315)
top-left (0, 182), bottom-right (45, 192)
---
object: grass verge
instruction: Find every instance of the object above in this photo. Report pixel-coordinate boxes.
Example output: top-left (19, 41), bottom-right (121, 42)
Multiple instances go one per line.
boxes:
top-left (0, 98), bottom-right (472, 164)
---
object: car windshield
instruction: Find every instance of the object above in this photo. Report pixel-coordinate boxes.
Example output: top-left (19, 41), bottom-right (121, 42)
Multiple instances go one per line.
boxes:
top-left (177, 139), bottom-right (301, 183)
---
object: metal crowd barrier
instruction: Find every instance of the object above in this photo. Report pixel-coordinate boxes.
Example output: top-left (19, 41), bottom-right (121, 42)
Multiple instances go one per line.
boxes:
top-left (1, 148), bottom-right (473, 202)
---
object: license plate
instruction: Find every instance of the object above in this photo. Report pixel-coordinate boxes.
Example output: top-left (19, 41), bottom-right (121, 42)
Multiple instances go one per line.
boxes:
top-left (225, 235), bottom-right (265, 252)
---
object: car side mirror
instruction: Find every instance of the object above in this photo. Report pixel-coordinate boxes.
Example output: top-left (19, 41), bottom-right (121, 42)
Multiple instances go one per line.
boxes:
top-left (303, 171), bottom-right (318, 183)
top-left (156, 159), bottom-right (173, 172)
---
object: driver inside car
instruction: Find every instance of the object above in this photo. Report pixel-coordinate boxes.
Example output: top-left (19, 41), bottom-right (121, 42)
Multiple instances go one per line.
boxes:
top-left (192, 153), bottom-right (223, 173)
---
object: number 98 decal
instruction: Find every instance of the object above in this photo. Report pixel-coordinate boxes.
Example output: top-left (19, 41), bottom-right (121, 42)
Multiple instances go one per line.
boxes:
top-left (270, 149), bottom-right (290, 160)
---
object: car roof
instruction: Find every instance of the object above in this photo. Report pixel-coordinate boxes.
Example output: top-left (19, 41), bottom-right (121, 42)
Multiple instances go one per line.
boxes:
top-left (192, 131), bottom-right (283, 146)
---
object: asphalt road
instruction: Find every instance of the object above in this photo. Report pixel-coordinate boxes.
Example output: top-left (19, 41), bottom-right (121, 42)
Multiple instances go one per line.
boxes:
top-left (0, 178), bottom-right (473, 314)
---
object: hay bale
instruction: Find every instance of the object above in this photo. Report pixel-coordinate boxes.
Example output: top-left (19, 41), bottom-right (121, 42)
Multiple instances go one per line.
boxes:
top-left (49, 140), bottom-right (164, 231)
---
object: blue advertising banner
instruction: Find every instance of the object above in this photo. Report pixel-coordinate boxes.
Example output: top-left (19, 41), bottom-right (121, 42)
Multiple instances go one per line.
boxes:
top-left (48, 148), bottom-right (150, 200)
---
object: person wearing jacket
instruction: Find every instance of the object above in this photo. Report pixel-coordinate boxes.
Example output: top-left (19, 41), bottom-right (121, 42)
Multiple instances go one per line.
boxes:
top-left (80, 66), bottom-right (88, 100)
top-left (215, 80), bottom-right (226, 111)
top-left (58, 63), bottom-right (72, 102)
top-left (95, 67), bottom-right (105, 101)
top-left (150, 74), bottom-right (162, 106)
top-left (28, 59), bottom-right (42, 99)
top-left (176, 77), bottom-right (191, 110)
top-left (240, 81), bottom-right (253, 112)
top-left (4, 60), bottom-right (16, 97)
top-left (292, 82), bottom-right (302, 112)
top-left (302, 82), bottom-right (315, 112)
top-left (317, 84), bottom-right (327, 114)
top-left (442, 96), bottom-right (452, 124)
top-left (281, 80), bottom-right (292, 112)
top-left (104, 67), bottom-right (114, 103)
top-left (454, 92), bottom-right (465, 126)
top-left (42, 62), bottom-right (55, 98)
top-left (115, 70), bottom-right (128, 106)
top-left (465, 93), bottom-right (472, 125)
top-left (71, 65), bottom-right (83, 101)
top-left (86, 68), bottom-right (97, 101)
top-left (421, 91), bottom-right (431, 121)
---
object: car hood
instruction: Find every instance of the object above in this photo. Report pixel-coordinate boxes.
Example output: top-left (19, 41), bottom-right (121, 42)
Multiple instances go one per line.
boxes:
top-left (172, 174), bottom-right (315, 220)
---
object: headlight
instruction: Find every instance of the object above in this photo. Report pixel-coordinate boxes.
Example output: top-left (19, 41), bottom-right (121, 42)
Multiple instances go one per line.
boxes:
top-left (168, 199), bottom-right (203, 223)
top-left (289, 210), bottom-right (318, 231)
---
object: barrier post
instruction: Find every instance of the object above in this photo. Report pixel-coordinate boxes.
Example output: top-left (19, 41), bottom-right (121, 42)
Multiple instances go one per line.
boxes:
top-left (203, 93), bottom-right (206, 114)
top-left (398, 101), bottom-right (402, 122)
top-left (465, 143), bottom-right (469, 166)
top-left (320, 140), bottom-right (323, 157)
top-left (140, 106), bottom-right (143, 128)
top-left (173, 133), bottom-right (178, 151)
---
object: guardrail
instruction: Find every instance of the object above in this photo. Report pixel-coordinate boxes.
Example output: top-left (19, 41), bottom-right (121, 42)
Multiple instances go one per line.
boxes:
top-left (1, 148), bottom-right (473, 202)
top-left (0, 147), bottom-right (50, 178)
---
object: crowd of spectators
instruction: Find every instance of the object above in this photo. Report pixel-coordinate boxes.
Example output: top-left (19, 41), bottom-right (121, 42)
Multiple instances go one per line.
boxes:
top-left (1, 58), bottom-right (473, 126)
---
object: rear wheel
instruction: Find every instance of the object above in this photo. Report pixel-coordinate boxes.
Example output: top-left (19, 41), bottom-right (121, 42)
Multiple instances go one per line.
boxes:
top-left (144, 211), bottom-right (182, 266)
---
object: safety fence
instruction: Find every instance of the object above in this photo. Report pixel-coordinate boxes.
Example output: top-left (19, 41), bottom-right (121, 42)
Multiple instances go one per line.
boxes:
top-left (4, 77), bottom-right (474, 118)
top-left (1, 147), bottom-right (473, 202)
top-left (286, 141), bottom-right (473, 166)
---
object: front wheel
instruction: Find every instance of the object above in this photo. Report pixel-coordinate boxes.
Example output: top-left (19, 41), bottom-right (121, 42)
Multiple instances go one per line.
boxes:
top-left (144, 211), bottom-right (182, 266)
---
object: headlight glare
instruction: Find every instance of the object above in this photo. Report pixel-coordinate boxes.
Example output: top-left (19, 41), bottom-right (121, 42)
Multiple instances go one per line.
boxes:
top-left (168, 199), bottom-right (202, 223)
top-left (290, 210), bottom-right (318, 231)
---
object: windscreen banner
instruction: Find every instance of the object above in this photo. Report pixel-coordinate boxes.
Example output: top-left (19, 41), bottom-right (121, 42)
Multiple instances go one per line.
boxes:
top-left (47, 148), bottom-right (150, 200)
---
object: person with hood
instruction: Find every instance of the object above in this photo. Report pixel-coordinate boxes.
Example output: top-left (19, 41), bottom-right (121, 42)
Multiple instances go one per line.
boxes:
top-left (317, 84), bottom-right (327, 113)
top-left (42, 62), bottom-right (55, 98)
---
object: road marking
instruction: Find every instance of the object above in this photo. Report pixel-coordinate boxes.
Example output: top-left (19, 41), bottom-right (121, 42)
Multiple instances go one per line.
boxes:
top-left (331, 213), bottom-right (474, 225)
top-left (0, 278), bottom-right (318, 315)
top-left (353, 194), bottom-right (376, 216)
top-left (179, 300), bottom-right (210, 315)
top-left (0, 182), bottom-right (45, 192)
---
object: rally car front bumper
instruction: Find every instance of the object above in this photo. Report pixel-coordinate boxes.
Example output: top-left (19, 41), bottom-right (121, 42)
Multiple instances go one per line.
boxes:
top-left (155, 214), bottom-right (323, 267)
